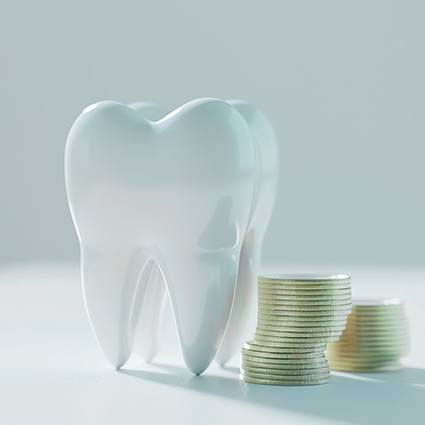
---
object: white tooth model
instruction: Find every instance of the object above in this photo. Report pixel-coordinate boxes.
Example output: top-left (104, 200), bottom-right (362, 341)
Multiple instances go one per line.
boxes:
top-left (129, 101), bottom-right (279, 365)
top-left (65, 98), bottom-right (278, 374)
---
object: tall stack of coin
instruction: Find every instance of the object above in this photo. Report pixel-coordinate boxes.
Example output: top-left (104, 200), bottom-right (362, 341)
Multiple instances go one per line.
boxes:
top-left (240, 274), bottom-right (352, 385)
top-left (327, 299), bottom-right (409, 372)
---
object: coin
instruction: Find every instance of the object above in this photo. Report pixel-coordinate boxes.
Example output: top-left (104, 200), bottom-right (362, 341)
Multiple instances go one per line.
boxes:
top-left (257, 303), bottom-right (352, 312)
top-left (258, 278), bottom-right (351, 286)
top-left (328, 340), bottom-right (407, 349)
top-left (327, 353), bottom-right (402, 363)
top-left (241, 355), bottom-right (327, 365)
top-left (257, 310), bottom-right (351, 318)
top-left (348, 317), bottom-right (407, 325)
top-left (241, 360), bottom-right (329, 372)
top-left (259, 277), bottom-right (352, 284)
top-left (338, 329), bottom-right (408, 338)
top-left (327, 362), bottom-right (402, 372)
top-left (353, 298), bottom-right (403, 308)
top-left (337, 340), bottom-right (409, 348)
top-left (343, 324), bottom-right (407, 333)
top-left (337, 336), bottom-right (408, 345)
top-left (241, 354), bottom-right (328, 366)
top-left (258, 273), bottom-right (350, 283)
top-left (328, 349), bottom-right (404, 357)
top-left (258, 292), bottom-right (352, 300)
top-left (350, 311), bottom-right (404, 319)
top-left (349, 312), bottom-right (406, 319)
top-left (250, 337), bottom-right (326, 346)
top-left (241, 375), bottom-right (330, 386)
top-left (258, 298), bottom-right (352, 306)
top-left (255, 328), bottom-right (344, 338)
top-left (257, 318), bottom-right (348, 328)
top-left (257, 298), bottom-right (352, 307)
top-left (242, 352), bottom-right (327, 363)
top-left (347, 318), bottom-right (406, 326)
top-left (352, 306), bottom-right (404, 313)
top-left (241, 361), bottom-right (329, 373)
top-left (351, 306), bottom-right (404, 314)
top-left (241, 369), bottom-right (330, 381)
top-left (242, 347), bottom-right (325, 359)
top-left (328, 347), bottom-right (407, 357)
top-left (254, 334), bottom-right (340, 344)
top-left (258, 288), bottom-right (352, 296)
top-left (258, 275), bottom-right (351, 283)
top-left (258, 304), bottom-right (352, 313)
top-left (241, 365), bottom-right (330, 376)
top-left (258, 292), bottom-right (352, 301)
top-left (256, 324), bottom-right (347, 334)
top-left (245, 340), bottom-right (324, 353)
top-left (336, 332), bottom-right (408, 341)
top-left (258, 284), bottom-right (352, 292)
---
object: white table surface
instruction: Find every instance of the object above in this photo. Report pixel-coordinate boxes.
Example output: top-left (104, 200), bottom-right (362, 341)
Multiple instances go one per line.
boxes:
top-left (0, 263), bottom-right (424, 425)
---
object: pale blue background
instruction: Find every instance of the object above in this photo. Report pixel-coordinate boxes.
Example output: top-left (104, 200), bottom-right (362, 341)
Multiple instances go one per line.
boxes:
top-left (0, 0), bottom-right (424, 265)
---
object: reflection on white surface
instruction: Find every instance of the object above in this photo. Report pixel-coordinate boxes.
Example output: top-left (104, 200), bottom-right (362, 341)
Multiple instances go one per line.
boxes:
top-left (0, 263), bottom-right (424, 425)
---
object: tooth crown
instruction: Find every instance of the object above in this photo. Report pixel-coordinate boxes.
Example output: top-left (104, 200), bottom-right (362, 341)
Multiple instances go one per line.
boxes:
top-left (67, 100), bottom-right (254, 245)
top-left (65, 99), bottom-right (257, 374)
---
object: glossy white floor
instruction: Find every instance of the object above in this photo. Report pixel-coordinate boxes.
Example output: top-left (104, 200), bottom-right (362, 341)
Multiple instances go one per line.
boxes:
top-left (0, 263), bottom-right (424, 425)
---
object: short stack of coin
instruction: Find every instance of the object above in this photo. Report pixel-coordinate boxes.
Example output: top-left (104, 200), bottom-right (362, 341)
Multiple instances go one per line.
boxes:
top-left (240, 274), bottom-right (352, 385)
top-left (327, 299), bottom-right (409, 372)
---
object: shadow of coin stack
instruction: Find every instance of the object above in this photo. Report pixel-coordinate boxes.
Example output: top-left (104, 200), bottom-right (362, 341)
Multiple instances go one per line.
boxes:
top-left (240, 274), bottom-right (352, 385)
top-left (327, 299), bottom-right (409, 372)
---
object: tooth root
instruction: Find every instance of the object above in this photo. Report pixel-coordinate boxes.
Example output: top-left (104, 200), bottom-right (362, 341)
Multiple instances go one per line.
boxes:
top-left (129, 100), bottom-right (173, 363)
top-left (133, 265), bottom-right (167, 362)
top-left (81, 247), bottom-right (151, 369)
top-left (137, 231), bottom-right (260, 368)
top-left (163, 251), bottom-right (239, 375)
